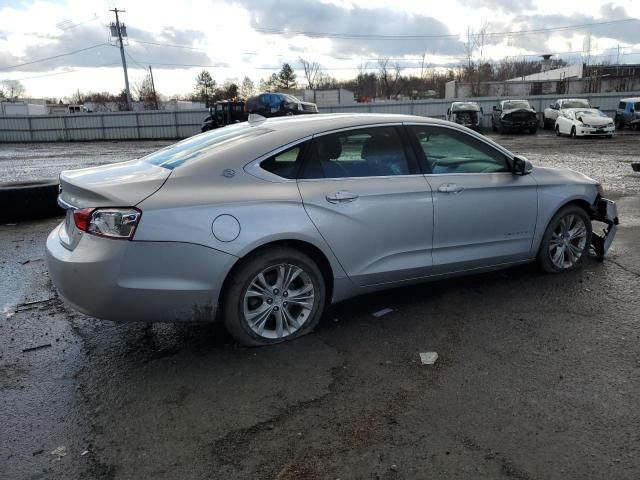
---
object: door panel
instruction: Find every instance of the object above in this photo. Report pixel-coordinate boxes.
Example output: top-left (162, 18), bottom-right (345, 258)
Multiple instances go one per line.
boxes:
top-left (297, 125), bottom-right (434, 286)
top-left (426, 173), bottom-right (537, 272)
top-left (407, 124), bottom-right (538, 273)
top-left (298, 176), bottom-right (434, 285)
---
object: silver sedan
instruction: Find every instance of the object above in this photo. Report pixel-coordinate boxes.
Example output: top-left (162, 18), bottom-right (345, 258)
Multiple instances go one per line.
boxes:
top-left (46, 114), bottom-right (618, 345)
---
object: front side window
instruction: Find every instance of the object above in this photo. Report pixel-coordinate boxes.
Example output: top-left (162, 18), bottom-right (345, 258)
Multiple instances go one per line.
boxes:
top-left (301, 126), bottom-right (411, 179)
top-left (409, 125), bottom-right (509, 174)
top-left (260, 144), bottom-right (305, 179)
top-left (562, 99), bottom-right (590, 108)
top-left (618, 102), bottom-right (626, 109)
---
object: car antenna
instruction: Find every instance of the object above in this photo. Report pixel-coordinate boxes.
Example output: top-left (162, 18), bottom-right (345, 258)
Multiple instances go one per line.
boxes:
top-left (248, 113), bottom-right (267, 126)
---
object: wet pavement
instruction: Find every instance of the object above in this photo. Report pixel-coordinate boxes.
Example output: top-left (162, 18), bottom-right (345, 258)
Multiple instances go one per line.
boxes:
top-left (1, 131), bottom-right (640, 479)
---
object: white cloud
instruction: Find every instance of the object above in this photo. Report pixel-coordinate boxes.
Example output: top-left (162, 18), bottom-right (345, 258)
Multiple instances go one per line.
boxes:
top-left (0, 0), bottom-right (638, 98)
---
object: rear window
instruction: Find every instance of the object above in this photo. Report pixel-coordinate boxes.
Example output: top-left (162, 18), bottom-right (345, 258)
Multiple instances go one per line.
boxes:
top-left (141, 124), bottom-right (271, 169)
top-left (562, 99), bottom-right (589, 108)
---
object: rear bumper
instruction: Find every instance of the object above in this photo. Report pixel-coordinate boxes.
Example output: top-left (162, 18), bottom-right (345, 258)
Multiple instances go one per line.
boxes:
top-left (591, 197), bottom-right (619, 257)
top-left (46, 223), bottom-right (237, 322)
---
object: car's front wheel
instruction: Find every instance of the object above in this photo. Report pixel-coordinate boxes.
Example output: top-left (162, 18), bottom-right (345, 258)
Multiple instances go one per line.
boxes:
top-left (222, 247), bottom-right (326, 346)
top-left (537, 205), bottom-right (592, 273)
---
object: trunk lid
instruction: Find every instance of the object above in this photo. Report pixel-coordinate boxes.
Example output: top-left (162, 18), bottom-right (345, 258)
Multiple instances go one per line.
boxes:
top-left (59, 159), bottom-right (171, 208)
top-left (57, 160), bottom-right (171, 250)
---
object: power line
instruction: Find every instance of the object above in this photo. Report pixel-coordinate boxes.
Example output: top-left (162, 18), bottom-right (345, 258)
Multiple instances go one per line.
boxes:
top-left (252, 18), bottom-right (640, 40)
top-left (0, 43), bottom-right (108, 70)
top-left (9, 62), bottom-right (121, 81)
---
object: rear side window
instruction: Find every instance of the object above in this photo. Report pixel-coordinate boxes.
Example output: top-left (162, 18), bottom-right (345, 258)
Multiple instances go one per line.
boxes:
top-left (619, 102), bottom-right (626, 109)
top-left (409, 125), bottom-right (509, 174)
top-left (260, 143), bottom-right (306, 179)
top-left (301, 126), bottom-right (411, 179)
top-left (142, 124), bottom-right (271, 169)
top-left (635, 102), bottom-right (640, 111)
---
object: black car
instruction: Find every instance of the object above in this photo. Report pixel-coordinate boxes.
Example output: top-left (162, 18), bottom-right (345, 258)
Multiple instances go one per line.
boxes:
top-left (245, 92), bottom-right (318, 117)
top-left (491, 100), bottom-right (538, 133)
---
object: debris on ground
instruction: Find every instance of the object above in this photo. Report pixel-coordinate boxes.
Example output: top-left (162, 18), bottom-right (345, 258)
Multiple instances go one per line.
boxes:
top-left (390, 464), bottom-right (398, 472)
top-left (419, 352), bottom-right (438, 365)
top-left (81, 450), bottom-right (89, 456)
top-left (50, 446), bottom-right (67, 459)
top-left (22, 343), bottom-right (52, 353)
top-left (15, 298), bottom-right (55, 312)
top-left (372, 308), bottom-right (393, 317)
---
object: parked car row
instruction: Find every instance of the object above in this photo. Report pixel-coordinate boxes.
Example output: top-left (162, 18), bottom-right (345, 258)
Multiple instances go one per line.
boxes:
top-left (446, 96), bottom-right (637, 138)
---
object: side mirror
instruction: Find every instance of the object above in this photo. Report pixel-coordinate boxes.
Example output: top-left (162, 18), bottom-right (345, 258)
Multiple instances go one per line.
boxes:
top-left (549, 104), bottom-right (554, 109)
top-left (513, 156), bottom-right (533, 176)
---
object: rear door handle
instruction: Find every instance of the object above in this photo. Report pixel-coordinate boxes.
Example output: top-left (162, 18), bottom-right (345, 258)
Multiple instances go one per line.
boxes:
top-left (438, 183), bottom-right (465, 194)
top-left (326, 191), bottom-right (359, 203)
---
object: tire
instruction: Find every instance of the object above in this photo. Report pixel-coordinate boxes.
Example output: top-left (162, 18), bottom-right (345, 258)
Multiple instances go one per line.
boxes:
top-left (221, 247), bottom-right (326, 346)
top-left (570, 126), bottom-right (577, 138)
top-left (0, 179), bottom-right (63, 222)
top-left (537, 205), bottom-right (592, 273)
top-left (615, 116), bottom-right (624, 130)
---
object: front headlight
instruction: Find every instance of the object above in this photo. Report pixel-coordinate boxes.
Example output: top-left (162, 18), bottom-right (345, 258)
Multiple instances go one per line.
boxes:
top-left (607, 122), bottom-right (614, 128)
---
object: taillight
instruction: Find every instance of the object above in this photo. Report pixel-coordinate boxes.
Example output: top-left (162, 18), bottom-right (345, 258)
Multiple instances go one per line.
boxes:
top-left (73, 208), bottom-right (93, 232)
top-left (73, 207), bottom-right (142, 240)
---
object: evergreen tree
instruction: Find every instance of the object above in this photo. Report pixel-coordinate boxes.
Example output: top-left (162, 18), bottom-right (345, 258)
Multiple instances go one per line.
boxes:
top-left (277, 63), bottom-right (297, 90)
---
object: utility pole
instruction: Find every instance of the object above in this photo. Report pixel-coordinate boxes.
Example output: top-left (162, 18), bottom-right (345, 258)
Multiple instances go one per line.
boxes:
top-left (110, 8), bottom-right (132, 110)
top-left (148, 65), bottom-right (158, 110)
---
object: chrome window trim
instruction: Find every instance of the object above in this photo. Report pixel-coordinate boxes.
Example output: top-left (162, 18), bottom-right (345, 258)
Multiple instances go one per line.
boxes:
top-left (297, 173), bottom-right (427, 183)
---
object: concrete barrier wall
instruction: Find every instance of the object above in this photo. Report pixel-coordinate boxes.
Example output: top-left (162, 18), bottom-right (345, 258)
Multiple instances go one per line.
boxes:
top-left (0, 91), bottom-right (637, 142)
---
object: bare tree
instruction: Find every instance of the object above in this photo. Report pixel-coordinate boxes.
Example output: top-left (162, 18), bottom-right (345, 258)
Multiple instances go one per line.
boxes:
top-left (377, 58), bottom-right (404, 99)
top-left (1, 80), bottom-right (26, 99)
top-left (133, 73), bottom-right (158, 110)
top-left (239, 76), bottom-right (255, 99)
top-left (299, 57), bottom-right (321, 89)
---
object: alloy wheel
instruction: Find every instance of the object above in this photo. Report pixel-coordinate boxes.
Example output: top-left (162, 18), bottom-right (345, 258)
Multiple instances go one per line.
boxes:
top-left (243, 263), bottom-right (315, 339)
top-left (548, 214), bottom-right (588, 269)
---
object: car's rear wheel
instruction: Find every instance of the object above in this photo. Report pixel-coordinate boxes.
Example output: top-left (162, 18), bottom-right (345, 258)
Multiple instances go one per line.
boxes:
top-left (222, 247), bottom-right (326, 346)
top-left (537, 205), bottom-right (592, 273)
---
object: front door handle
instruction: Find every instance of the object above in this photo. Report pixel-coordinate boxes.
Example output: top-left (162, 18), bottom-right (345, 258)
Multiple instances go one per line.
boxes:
top-left (438, 183), bottom-right (465, 194)
top-left (326, 191), bottom-right (359, 203)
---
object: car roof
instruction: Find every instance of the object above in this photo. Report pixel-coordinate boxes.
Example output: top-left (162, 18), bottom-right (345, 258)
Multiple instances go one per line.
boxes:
top-left (562, 108), bottom-right (600, 113)
top-left (501, 99), bottom-right (529, 103)
top-left (246, 113), bottom-right (451, 136)
top-left (620, 97), bottom-right (640, 102)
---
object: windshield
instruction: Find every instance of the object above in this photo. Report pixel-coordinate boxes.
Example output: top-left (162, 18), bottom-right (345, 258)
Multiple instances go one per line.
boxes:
top-left (574, 109), bottom-right (607, 118)
top-left (141, 124), bottom-right (271, 169)
top-left (284, 94), bottom-right (300, 103)
top-left (562, 99), bottom-right (590, 108)
top-left (452, 102), bottom-right (480, 112)
top-left (503, 101), bottom-right (530, 110)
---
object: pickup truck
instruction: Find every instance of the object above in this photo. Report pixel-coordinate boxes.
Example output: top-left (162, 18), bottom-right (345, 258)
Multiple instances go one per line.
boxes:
top-left (542, 98), bottom-right (591, 129)
top-left (614, 98), bottom-right (640, 130)
top-left (446, 101), bottom-right (483, 131)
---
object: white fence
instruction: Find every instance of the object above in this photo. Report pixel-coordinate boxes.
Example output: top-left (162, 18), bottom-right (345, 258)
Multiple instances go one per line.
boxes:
top-left (0, 91), bottom-right (636, 142)
top-left (0, 109), bottom-right (206, 142)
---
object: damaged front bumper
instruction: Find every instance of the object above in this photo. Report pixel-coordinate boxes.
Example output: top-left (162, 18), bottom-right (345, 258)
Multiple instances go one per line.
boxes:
top-left (591, 197), bottom-right (619, 258)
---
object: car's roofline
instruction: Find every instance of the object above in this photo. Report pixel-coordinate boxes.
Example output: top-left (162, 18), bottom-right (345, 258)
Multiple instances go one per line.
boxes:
top-left (620, 97), bottom-right (640, 102)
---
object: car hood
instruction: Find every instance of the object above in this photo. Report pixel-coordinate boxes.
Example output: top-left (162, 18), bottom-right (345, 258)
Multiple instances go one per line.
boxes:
top-left (576, 114), bottom-right (612, 126)
top-left (502, 108), bottom-right (535, 115)
top-left (59, 159), bottom-right (171, 208)
top-left (531, 166), bottom-right (598, 186)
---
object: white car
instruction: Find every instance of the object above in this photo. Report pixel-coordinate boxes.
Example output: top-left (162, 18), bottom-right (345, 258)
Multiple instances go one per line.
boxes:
top-left (543, 99), bottom-right (591, 129)
top-left (555, 108), bottom-right (614, 138)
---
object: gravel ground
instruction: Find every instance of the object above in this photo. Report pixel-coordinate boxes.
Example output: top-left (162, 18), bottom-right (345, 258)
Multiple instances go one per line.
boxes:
top-left (1, 131), bottom-right (640, 480)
